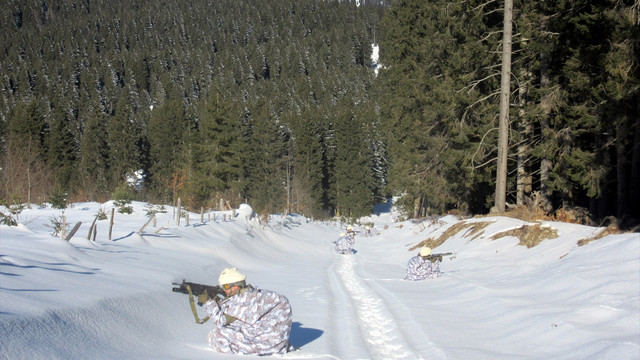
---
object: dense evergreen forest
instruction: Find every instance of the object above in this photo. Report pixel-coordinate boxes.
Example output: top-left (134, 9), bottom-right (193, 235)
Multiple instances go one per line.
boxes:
top-left (377, 0), bottom-right (639, 226)
top-left (1, 0), bottom-right (638, 225)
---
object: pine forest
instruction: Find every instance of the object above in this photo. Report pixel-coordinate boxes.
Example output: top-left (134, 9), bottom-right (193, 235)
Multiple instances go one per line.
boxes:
top-left (1, 0), bottom-right (638, 226)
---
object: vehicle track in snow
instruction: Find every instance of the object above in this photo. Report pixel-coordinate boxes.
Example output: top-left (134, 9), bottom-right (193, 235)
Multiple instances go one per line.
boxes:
top-left (335, 255), bottom-right (424, 360)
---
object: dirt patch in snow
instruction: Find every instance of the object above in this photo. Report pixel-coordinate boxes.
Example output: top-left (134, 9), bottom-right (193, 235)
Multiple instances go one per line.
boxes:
top-left (410, 221), bottom-right (492, 251)
top-left (492, 223), bottom-right (559, 248)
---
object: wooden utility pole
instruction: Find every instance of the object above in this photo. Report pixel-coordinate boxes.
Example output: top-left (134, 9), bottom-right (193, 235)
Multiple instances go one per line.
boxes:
top-left (495, 0), bottom-right (513, 213)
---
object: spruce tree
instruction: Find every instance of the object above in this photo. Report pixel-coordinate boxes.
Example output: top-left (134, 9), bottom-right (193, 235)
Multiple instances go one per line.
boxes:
top-left (192, 92), bottom-right (247, 205)
top-left (379, 0), bottom-right (501, 216)
top-left (78, 109), bottom-right (110, 199)
top-left (291, 109), bottom-right (329, 217)
top-left (243, 105), bottom-right (289, 214)
top-left (331, 105), bottom-right (375, 218)
top-left (107, 93), bottom-right (141, 187)
top-left (146, 99), bottom-right (189, 203)
top-left (45, 104), bottom-right (78, 190)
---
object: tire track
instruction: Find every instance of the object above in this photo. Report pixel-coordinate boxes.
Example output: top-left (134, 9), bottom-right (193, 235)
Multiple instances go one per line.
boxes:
top-left (336, 255), bottom-right (424, 360)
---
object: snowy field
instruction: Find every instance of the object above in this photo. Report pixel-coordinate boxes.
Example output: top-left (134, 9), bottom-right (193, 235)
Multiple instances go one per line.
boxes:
top-left (1, 201), bottom-right (639, 360)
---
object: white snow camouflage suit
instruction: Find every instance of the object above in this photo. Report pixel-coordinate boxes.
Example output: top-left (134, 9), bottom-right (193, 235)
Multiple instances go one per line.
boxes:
top-left (404, 255), bottom-right (442, 280)
top-left (203, 286), bottom-right (292, 355)
top-left (332, 233), bottom-right (355, 254)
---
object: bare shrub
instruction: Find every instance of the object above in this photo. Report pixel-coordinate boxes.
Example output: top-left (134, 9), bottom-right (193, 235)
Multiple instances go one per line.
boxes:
top-left (502, 205), bottom-right (552, 222)
top-left (1, 138), bottom-right (54, 204)
top-left (577, 225), bottom-right (622, 246)
top-left (553, 206), bottom-right (595, 226)
top-left (447, 208), bottom-right (470, 218)
top-left (260, 209), bottom-right (270, 224)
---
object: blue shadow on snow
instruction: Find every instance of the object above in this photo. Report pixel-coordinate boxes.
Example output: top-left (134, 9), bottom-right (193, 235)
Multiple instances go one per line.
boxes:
top-left (288, 322), bottom-right (323, 349)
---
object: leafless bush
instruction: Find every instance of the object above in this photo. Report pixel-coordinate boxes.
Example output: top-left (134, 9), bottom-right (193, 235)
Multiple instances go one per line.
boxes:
top-left (1, 138), bottom-right (55, 204)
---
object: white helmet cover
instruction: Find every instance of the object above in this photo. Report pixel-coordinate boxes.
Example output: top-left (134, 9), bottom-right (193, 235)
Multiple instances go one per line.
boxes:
top-left (218, 267), bottom-right (247, 286)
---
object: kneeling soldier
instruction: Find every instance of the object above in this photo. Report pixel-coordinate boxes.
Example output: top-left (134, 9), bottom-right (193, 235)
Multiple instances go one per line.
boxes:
top-left (203, 267), bottom-right (293, 355)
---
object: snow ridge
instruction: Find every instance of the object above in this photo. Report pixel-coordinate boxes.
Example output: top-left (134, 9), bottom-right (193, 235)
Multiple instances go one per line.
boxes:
top-left (336, 255), bottom-right (424, 360)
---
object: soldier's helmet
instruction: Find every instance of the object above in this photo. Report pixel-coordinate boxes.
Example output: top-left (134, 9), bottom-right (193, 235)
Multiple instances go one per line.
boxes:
top-left (219, 267), bottom-right (246, 286)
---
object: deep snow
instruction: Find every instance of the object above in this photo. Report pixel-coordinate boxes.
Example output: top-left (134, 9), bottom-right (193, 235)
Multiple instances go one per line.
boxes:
top-left (1, 201), bottom-right (638, 360)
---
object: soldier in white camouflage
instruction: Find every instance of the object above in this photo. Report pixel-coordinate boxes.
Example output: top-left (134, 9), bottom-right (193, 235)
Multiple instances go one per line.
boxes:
top-left (333, 230), bottom-right (355, 254)
top-left (202, 267), bottom-right (292, 355)
top-left (404, 246), bottom-right (442, 280)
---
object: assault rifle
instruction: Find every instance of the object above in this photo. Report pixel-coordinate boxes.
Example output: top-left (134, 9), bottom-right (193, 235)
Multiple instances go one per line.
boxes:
top-left (172, 280), bottom-right (227, 324)
top-left (421, 252), bottom-right (453, 262)
top-left (172, 280), bottom-right (226, 305)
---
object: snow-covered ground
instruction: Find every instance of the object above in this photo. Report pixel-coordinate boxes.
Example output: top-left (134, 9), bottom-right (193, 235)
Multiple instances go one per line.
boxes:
top-left (1, 201), bottom-right (638, 360)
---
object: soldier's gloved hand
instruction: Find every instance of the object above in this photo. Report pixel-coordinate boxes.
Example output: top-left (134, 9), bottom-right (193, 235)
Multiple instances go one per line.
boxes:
top-left (197, 290), bottom-right (210, 305)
